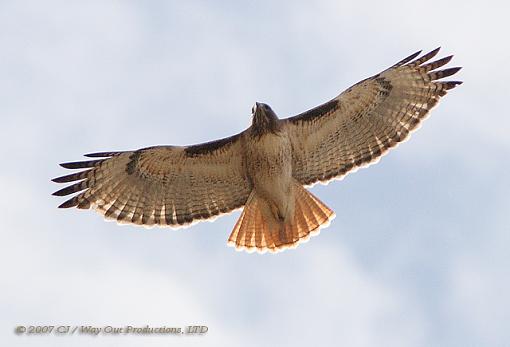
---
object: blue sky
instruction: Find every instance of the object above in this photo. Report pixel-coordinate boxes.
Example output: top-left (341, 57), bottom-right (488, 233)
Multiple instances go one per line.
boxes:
top-left (1, 1), bottom-right (509, 346)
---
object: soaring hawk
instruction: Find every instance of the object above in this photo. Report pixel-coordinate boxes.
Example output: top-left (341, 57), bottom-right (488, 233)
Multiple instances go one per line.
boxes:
top-left (53, 48), bottom-right (462, 253)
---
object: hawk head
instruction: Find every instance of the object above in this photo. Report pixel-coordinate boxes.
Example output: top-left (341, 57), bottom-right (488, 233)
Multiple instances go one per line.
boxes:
top-left (251, 102), bottom-right (280, 133)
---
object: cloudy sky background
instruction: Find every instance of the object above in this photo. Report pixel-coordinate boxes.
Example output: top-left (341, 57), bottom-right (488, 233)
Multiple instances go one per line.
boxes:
top-left (1, 0), bottom-right (509, 346)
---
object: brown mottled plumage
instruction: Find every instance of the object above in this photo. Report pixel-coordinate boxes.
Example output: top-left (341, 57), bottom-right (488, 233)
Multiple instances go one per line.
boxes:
top-left (53, 48), bottom-right (462, 253)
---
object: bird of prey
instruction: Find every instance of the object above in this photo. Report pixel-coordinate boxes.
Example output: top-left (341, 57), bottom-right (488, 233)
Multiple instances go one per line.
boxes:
top-left (53, 48), bottom-right (461, 253)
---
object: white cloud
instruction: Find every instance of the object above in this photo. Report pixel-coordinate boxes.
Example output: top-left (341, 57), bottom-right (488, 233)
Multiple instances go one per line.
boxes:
top-left (447, 253), bottom-right (510, 346)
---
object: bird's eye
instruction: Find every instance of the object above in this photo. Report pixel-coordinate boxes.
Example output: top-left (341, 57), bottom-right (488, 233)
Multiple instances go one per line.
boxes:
top-left (251, 105), bottom-right (256, 114)
top-left (264, 105), bottom-right (269, 110)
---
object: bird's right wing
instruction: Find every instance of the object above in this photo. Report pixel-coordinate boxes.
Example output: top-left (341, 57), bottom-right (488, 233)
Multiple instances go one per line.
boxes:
top-left (285, 48), bottom-right (462, 187)
top-left (52, 133), bottom-right (252, 228)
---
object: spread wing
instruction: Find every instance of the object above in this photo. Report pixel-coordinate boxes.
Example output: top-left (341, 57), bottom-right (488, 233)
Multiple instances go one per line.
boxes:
top-left (52, 133), bottom-right (252, 228)
top-left (285, 48), bottom-right (462, 187)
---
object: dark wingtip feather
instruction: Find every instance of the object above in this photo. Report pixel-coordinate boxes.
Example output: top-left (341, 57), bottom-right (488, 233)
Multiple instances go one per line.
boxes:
top-left (441, 66), bottom-right (462, 77)
top-left (443, 81), bottom-right (463, 90)
top-left (58, 197), bottom-right (79, 208)
top-left (406, 50), bottom-right (422, 61)
top-left (430, 47), bottom-right (441, 56)
top-left (52, 169), bottom-right (91, 183)
top-left (52, 182), bottom-right (87, 197)
top-left (442, 55), bottom-right (453, 64)
top-left (423, 55), bottom-right (454, 71)
top-left (52, 186), bottom-right (70, 196)
top-left (60, 159), bottom-right (104, 169)
top-left (84, 151), bottom-right (121, 158)
top-left (52, 175), bottom-right (74, 183)
top-left (411, 47), bottom-right (441, 66)
top-left (431, 67), bottom-right (462, 81)
top-left (394, 50), bottom-right (422, 67)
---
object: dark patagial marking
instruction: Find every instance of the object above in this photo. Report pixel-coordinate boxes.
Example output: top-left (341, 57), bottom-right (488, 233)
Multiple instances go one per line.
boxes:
top-left (290, 99), bottom-right (339, 123)
top-left (184, 133), bottom-right (240, 157)
top-left (126, 150), bottom-right (142, 175)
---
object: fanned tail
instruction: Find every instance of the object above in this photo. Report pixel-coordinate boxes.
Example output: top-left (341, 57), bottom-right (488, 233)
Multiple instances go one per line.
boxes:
top-left (228, 182), bottom-right (335, 253)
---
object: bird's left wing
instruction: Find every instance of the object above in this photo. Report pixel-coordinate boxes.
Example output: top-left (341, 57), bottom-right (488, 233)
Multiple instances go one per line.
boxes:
top-left (285, 48), bottom-right (462, 187)
top-left (52, 133), bottom-right (252, 228)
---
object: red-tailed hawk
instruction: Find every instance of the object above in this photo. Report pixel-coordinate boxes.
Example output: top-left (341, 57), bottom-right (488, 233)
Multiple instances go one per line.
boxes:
top-left (53, 48), bottom-right (461, 253)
